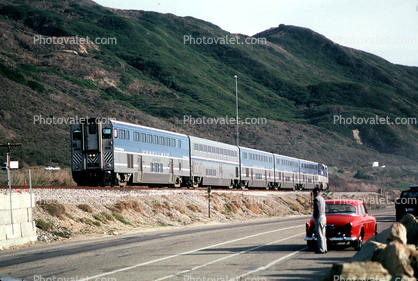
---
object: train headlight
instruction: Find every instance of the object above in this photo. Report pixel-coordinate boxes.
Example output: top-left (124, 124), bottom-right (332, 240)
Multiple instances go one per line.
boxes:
top-left (75, 165), bottom-right (79, 169)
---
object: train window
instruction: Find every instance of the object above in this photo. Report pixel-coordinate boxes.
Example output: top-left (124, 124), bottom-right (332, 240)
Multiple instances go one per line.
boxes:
top-left (150, 163), bottom-right (153, 172)
top-left (171, 138), bottom-right (176, 147)
top-left (154, 163), bottom-right (159, 172)
top-left (160, 164), bottom-right (163, 173)
top-left (147, 134), bottom-right (152, 143)
top-left (203, 145), bottom-right (207, 152)
top-left (227, 150), bottom-right (230, 156)
top-left (207, 146), bottom-right (211, 153)
top-left (89, 124), bottom-right (97, 134)
top-left (114, 129), bottom-right (118, 138)
top-left (159, 136), bottom-right (164, 145)
top-left (194, 143), bottom-right (198, 151)
top-left (199, 144), bottom-right (203, 151)
top-left (126, 131), bottom-right (130, 140)
top-left (220, 148), bottom-right (223, 155)
top-left (119, 130), bottom-right (125, 139)
top-left (73, 129), bottom-right (82, 141)
top-left (216, 147), bottom-right (219, 154)
top-left (140, 133), bottom-right (146, 142)
top-left (178, 140), bottom-right (182, 148)
top-left (211, 147), bottom-right (215, 153)
top-left (154, 136), bottom-right (159, 144)
top-left (102, 128), bottom-right (112, 139)
top-left (133, 132), bottom-right (139, 141)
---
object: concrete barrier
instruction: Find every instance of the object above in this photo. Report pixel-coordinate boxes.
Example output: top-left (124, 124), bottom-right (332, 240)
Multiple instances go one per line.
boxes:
top-left (0, 192), bottom-right (37, 249)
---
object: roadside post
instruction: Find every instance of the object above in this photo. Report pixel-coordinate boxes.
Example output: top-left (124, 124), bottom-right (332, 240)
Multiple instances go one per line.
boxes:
top-left (29, 169), bottom-right (34, 231)
top-left (0, 143), bottom-right (22, 234)
top-left (207, 186), bottom-right (211, 218)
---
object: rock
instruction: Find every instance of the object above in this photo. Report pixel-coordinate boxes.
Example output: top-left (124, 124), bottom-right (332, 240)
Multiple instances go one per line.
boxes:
top-left (372, 241), bottom-right (415, 277)
top-left (400, 214), bottom-right (418, 245)
top-left (399, 214), bottom-right (418, 231)
top-left (369, 226), bottom-right (394, 244)
top-left (321, 262), bottom-right (391, 281)
top-left (352, 240), bottom-right (387, 262)
top-left (387, 222), bottom-right (407, 244)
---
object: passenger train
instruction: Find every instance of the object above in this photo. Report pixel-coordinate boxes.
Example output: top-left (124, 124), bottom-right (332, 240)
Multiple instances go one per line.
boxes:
top-left (71, 118), bottom-right (328, 190)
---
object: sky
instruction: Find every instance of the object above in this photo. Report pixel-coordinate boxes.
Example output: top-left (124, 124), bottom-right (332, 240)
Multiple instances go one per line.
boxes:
top-left (94, 0), bottom-right (418, 67)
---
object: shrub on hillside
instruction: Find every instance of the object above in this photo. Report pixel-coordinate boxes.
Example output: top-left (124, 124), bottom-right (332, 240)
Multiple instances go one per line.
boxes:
top-left (353, 170), bottom-right (374, 181)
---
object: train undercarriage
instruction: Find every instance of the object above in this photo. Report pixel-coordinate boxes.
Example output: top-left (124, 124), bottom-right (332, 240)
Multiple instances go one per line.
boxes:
top-left (73, 171), bottom-right (327, 191)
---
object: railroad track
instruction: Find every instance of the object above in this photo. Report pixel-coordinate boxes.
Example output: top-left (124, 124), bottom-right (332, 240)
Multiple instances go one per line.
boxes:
top-left (0, 185), bottom-right (314, 192)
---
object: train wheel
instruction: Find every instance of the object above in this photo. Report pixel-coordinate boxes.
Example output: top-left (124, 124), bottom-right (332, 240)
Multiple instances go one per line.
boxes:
top-left (174, 177), bottom-right (182, 188)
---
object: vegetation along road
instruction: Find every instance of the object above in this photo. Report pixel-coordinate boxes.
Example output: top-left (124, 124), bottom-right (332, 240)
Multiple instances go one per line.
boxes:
top-left (0, 207), bottom-right (395, 281)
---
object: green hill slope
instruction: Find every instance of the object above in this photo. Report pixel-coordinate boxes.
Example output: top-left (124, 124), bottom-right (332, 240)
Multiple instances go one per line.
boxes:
top-left (0, 0), bottom-right (418, 169)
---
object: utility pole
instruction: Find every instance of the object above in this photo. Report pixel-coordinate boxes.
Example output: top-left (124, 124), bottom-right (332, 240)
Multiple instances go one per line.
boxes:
top-left (234, 75), bottom-right (238, 146)
top-left (0, 143), bottom-right (22, 234)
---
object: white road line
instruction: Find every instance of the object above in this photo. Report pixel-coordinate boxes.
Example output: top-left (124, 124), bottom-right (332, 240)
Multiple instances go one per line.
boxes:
top-left (78, 224), bottom-right (304, 281)
top-left (237, 246), bottom-right (308, 279)
top-left (154, 232), bottom-right (304, 281)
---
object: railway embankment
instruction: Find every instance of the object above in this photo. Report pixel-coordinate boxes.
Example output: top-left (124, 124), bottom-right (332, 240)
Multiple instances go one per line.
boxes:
top-left (0, 188), bottom-right (394, 249)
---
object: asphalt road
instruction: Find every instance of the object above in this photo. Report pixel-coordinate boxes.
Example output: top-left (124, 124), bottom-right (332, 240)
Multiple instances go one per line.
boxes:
top-left (0, 207), bottom-right (395, 281)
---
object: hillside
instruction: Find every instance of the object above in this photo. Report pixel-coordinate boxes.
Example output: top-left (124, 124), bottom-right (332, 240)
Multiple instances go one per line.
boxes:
top-left (0, 0), bottom-right (418, 182)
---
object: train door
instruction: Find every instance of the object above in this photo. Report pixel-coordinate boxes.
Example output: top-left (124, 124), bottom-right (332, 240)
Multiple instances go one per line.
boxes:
top-left (264, 170), bottom-right (268, 187)
top-left (169, 159), bottom-right (174, 183)
top-left (84, 122), bottom-right (102, 170)
top-left (250, 169), bottom-right (254, 185)
top-left (136, 155), bottom-right (143, 182)
top-left (292, 173), bottom-right (295, 189)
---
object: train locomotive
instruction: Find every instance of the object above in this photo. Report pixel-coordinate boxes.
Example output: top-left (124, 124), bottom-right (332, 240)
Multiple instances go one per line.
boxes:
top-left (71, 118), bottom-right (328, 190)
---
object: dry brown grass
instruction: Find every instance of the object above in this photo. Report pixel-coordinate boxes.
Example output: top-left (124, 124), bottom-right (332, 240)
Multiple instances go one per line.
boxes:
top-left (38, 201), bottom-right (66, 219)
top-left (162, 201), bottom-right (171, 210)
top-left (77, 204), bottom-right (93, 213)
top-left (150, 201), bottom-right (163, 213)
top-left (224, 202), bottom-right (240, 214)
top-left (244, 203), bottom-right (261, 214)
top-left (7, 169), bottom-right (76, 186)
top-left (186, 203), bottom-right (200, 212)
top-left (173, 205), bottom-right (186, 214)
top-left (113, 200), bottom-right (143, 213)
